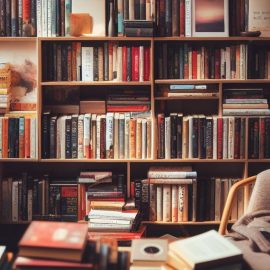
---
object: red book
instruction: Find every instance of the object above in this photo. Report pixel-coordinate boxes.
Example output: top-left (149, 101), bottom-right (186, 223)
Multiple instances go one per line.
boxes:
top-left (107, 105), bottom-right (150, 112)
top-left (24, 118), bottom-right (30, 158)
top-left (19, 221), bottom-right (88, 262)
top-left (180, 0), bottom-right (185, 37)
top-left (23, 0), bottom-right (30, 23)
top-left (144, 46), bottom-right (150, 81)
top-left (217, 118), bottom-right (223, 159)
top-left (130, 182), bottom-right (135, 198)
top-left (122, 46), bottom-right (127, 81)
top-left (78, 184), bottom-right (86, 220)
top-left (132, 46), bottom-right (140, 81)
top-left (192, 49), bottom-right (197, 79)
top-left (215, 49), bottom-right (221, 79)
top-left (14, 257), bottom-right (94, 270)
top-left (2, 118), bottom-right (8, 158)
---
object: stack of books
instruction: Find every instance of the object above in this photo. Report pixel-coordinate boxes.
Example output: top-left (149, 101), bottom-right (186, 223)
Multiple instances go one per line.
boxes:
top-left (14, 221), bottom-right (131, 269)
top-left (147, 166), bottom-right (197, 222)
top-left (223, 88), bottom-right (270, 116)
top-left (88, 209), bottom-right (140, 232)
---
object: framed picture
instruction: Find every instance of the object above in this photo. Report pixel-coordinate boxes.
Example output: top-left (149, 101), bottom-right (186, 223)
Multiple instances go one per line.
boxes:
top-left (192, 0), bottom-right (229, 37)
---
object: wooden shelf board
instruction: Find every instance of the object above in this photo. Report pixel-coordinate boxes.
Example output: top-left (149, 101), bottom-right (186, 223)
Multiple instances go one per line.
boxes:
top-left (248, 159), bottom-right (270, 163)
top-left (155, 96), bottom-right (219, 100)
top-left (143, 221), bottom-right (235, 225)
top-left (0, 37), bottom-right (37, 42)
top-left (0, 158), bottom-right (38, 162)
top-left (39, 37), bottom-right (152, 41)
top-left (155, 79), bottom-right (270, 84)
top-left (0, 221), bottom-right (30, 225)
top-left (41, 81), bottom-right (151, 86)
top-left (154, 37), bottom-right (270, 41)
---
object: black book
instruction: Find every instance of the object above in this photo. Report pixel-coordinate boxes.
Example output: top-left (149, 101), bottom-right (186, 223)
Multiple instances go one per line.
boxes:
top-left (5, 0), bottom-right (11, 36)
top-left (49, 184), bottom-right (61, 215)
top-left (174, 47), bottom-right (179, 78)
top-left (167, 46), bottom-right (174, 79)
top-left (159, 0), bottom-right (165, 36)
top-left (234, 117), bottom-right (241, 159)
top-left (139, 0), bottom-right (146, 20)
top-left (103, 42), bottom-right (109, 81)
top-left (14, 117), bottom-right (19, 158)
top-left (61, 44), bottom-right (68, 81)
top-left (134, 0), bottom-right (140, 20)
top-left (49, 116), bottom-right (57, 159)
top-left (65, 116), bottom-right (72, 158)
top-left (21, 173), bottom-right (28, 221)
top-left (93, 46), bottom-right (99, 81)
top-left (172, 0), bottom-right (179, 36)
top-left (165, 0), bottom-right (172, 36)
top-left (192, 117), bottom-right (199, 158)
top-left (199, 116), bottom-right (206, 159)
top-left (71, 114), bottom-right (78, 159)
top-left (124, 27), bottom-right (153, 37)
top-left (32, 178), bottom-right (39, 216)
top-left (56, 0), bottom-right (61, 36)
top-left (158, 46), bottom-right (163, 79)
top-left (123, 20), bottom-right (154, 28)
top-left (253, 118), bottom-right (259, 159)
top-left (126, 46), bottom-right (132, 81)
top-left (0, 0), bottom-right (6, 36)
top-left (30, 0), bottom-right (36, 36)
top-left (206, 118), bottom-right (213, 159)
top-left (162, 43), bottom-right (168, 79)
top-left (170, 113), bottom-right (177, 158)
top-left (42, 112), bottom-right (50, 159)
top-left (265, 118), bottom-right (270, 158)
top-left (47, 43), bottom-right (54, 81)
top-left (248, 118), bottom-right (254, 159)
top-left (117, 251), bottom-right (130, 270)
top-left (53, 43), bottom-right (57, 81)
top-left (140, 180), bottom-right (149, 220)
top-left (176, 114), bottom-right (182, 158)
top-left (209, 178), bottom-right (216, 220)
top-left (99, 244), bottom-right (110, 270)
top-left (116, 174), bottom-right (125, 194)
top-left (134, 180), bottom-right (142, 209)
top-left (8, 118), bottom-right (15, 158)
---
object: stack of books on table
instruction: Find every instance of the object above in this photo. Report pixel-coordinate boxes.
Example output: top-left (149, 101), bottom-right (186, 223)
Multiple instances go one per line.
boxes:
top-left (14, 221), bottom-right (131, 270)
top-left (223, 88), bottom-right (270, 116)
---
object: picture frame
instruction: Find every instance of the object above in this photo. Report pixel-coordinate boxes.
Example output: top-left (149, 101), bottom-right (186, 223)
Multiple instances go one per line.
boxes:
top-left (192, 0), bottom-right (229, 37)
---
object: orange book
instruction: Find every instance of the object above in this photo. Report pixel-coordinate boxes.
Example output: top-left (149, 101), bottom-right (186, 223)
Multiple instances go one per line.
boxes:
top-left (183, 185), bottom-right (189, 222)
top-left (78, 184), bottom-right (86, 221)
top-left (129, 118), bottom-right (136, 159)
top-left (2, 117), bottom-right (8, 158)
top-left (24, 118), bottom-right (30, 158)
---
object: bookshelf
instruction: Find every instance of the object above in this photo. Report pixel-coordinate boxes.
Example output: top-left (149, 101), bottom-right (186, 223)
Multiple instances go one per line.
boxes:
top-left (1, 1), bottom-right (270, 247)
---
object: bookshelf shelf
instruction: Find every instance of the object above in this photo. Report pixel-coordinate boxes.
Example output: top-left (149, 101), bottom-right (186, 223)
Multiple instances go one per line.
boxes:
top-left (0, 37), bottom-right (37, 42)
top-left (154, 37), bottom-right (270, 42)
top-left (39, 37), bottom-right (153, 42)
top-left (142, 221), bottom-right (234, 225)
top-left (155, 79), bottom-right (270, 84)
top-left (248, 159), bottom-right (270, 163)
top-left (155, 96), bottom-right (219, 100)
top-left (0, 158), bottom-right (38, 163)
top-left (41, 81), bottom-right (152, 86)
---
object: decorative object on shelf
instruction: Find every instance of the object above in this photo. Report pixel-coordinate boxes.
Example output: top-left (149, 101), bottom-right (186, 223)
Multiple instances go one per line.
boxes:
top-left (70, 13), bottom-right (92, 37)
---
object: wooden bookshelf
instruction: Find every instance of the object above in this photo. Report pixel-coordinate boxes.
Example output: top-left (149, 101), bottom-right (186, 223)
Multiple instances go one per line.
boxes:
top-left (1, 33), bottom-right (270, 237)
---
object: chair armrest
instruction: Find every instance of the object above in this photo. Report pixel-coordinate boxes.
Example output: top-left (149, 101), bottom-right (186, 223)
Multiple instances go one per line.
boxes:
top-left (219, 175), bottom-right (256, 235)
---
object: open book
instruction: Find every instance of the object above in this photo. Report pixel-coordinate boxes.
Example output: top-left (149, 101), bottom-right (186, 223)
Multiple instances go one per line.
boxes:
top-left (168, 230), bottom-right (243, 270)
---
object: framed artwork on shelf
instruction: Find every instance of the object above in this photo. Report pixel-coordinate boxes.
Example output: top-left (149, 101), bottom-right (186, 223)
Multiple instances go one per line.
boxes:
top-left (192, 0), bottom-right (229, 37)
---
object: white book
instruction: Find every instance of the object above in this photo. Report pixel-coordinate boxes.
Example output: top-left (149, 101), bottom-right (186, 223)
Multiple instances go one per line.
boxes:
top-left (201, 47), bottom-right (205, 79)
top-left (228, 117), bottom-right (235, 159)
top-left (124, 113), bottom-right (130, 159)
top-left (0, 117), bottom-right (2, 158)
top-left (213, 117), bottom-right (218, 159)
top-left (146, 118), bottom-right (152, 159)
top-left (129, 0), bottom-right (135, 20)
top-left (163, 185), bottom-right (172, 222)
top-left (42, 0), bottom-right (48, 37)
top-left (117, 47), bottom-right (122, 81)
top-left (83, 114), bottom-right (91, 158)
top-left (47, 0), bottom-right (52, 37)
top-left (96, 115), bottom-right (101, 159)
top-left (222, 117), bottom-right (228, 159)
top-left (185, 0), bottom-right (192, 37)
top-left (36, 0), bottom-right (42, 37)
top-left (169, 230), bottom-right (242, 270)
top-left (12, 181), bottom-right (19, 222)
top-left (171, 185), bottom-right (178, 222)
top-left (106, 112), bottom-right (114, 159)
top-left (30, 118), bottom-right (36, 159)
top-left (89, 218), bottom-right (131, 225)
top-left (139, 46), bottom-right (144, 82)
top-left (225, 46), bottom-right (231, 79)
top-left (113, 113), bottom-right (119, 159)
top-left (27, 189), bottom-right (33, 222)
top-left (165, 117), bottom-right (171, 159)
top-left (82, 47), bottom-right (94, 81)
top-left (89, 209), bottom-right (137, 220)
top-left (60, 116), bottom-right (66, 159)
top-left (65, 0), bottom-right (71, 36)
top-left (141, 119), bottom-right (147, 159)
top-left (188, 117), bottom-right (193, 159)
top-left (156, 185), bottom-right (163, 222)
top-left (150, 0), bottom-right (155, 20)
top-left (77, 114), bottom-right (84, 159)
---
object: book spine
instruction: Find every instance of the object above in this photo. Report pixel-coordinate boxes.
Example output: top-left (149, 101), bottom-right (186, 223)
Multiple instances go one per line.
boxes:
top-left (12, 181), bottom-right (19, 222)
top-left (124, 113), bottom-right (130, 159)
top-left (156, 185), bottom-right (163, 221)
top-left (11, 0), bottom-right (18, 36)
top-left (5, 0), bottom-right (11, 36)
top-left (171, 184), bottom-right (178, 222)
top-left (165, 117), bottom-right (171, 159)
top-left (144, 46), bottom-right (150, 81)
top-left (158, 114), bottom-right (165, 159)
top-left (83, 114), bottom-right (90, 159)
top-left (149, 184), bottom-right (157, 221)
top-left (165, 0), bottom-right (172, 36)
top-left (141, 119), bottom-right (147, 159)
top-left (222, 117), bottom-right (228, 159)
top-left (93, 46), bottom-right (99, 81)
top-left (217, 118), bottom-right (223, 159)
top-left (24, 118), bottom-right (30, 158)
top-left (122, 46), bottom-right (127, 81)
top-left (162, 185), bottom-right (171, 221)
top-left (170, 114), bottom-right (177, 158)
top-left (18, 117), bottom-right (25, 158)
top-left (139, 46), bottom-right (144, 82)
top-left (127, 46), bottom-right (132, 81)
top-left (136, 118), bottom-right (142, 159)
top-left (129, 118), bottom-right (136, 159)
top-left (30, 118), bottom-right (36, 159)
top-left (106, 113), bottom-right (114, 159)
top-left (71, 115), bottom-right (78, 159)
top-left (108, 42), bottom-right (113, 80)
top-left (0, 0), bottom-right (6, 36)
top-left (118, 0), bottom-right (124, 35)
top-left (21, 173), bottom-right (28, 220)
top-left (113, 114), bottom-right (119, 159)
top-left (82, 47), bottom-right (94, 81)
top-left (100, 116), bottom-right (106, 159)
top-left (132, 46), bottom-right (139, 81)
top-left (185, 0), bottom-right (191, 37)
top-left (146, 118), bottom-right (151, 159)
top-left (118, 115), bottom-right (125, 159)
top-left (98, 46), bottom-right (104, 81)
top-left (117, 46), bottom-right (123, 81)
top-left (77, 115), bottom-right (84, 159)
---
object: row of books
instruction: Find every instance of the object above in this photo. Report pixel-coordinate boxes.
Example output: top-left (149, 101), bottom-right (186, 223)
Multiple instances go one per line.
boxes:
top-left (43, 42), bottom-right (151, 82)
top-left (223, 88), bottom-right (270, 116)
top-left (157, 44), bottom-right (254, 80)
top-left (248, 117), bottom-right (270, 159)
top-left (157, 114), bottom-right (246, 160)
top-left (0, 174), bottom-right (78, 223)
top-left (42, 112), bottom-right (152, 160)
top-left (0, 115), bottom-right (37, 159)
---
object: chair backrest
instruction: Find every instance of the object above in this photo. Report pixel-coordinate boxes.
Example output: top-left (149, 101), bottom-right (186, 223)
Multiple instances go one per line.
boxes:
top-left (246, 169), bottom-right (270, 213)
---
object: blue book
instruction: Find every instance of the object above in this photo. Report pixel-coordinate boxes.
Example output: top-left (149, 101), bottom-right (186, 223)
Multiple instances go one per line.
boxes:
top-left (169, 85), bottom-right (207, 90)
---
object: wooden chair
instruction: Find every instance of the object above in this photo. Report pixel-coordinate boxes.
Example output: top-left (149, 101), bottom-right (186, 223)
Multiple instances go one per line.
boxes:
top-left (219, 170), bottom-right (270, 235)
